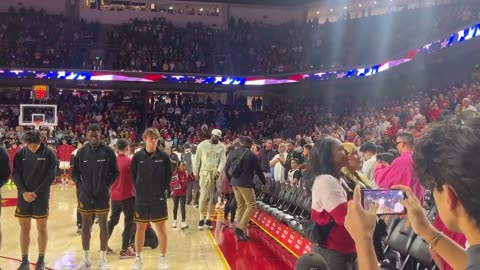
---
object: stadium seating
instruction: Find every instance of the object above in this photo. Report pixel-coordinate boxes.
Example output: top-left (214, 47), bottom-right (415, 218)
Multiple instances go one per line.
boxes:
top-left (254, 178), bottom-right (439, 270)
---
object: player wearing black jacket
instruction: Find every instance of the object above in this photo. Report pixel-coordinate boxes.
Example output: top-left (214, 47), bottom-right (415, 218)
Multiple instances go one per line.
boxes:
top-left (0, 145), bottom-right (10, 264)
top-left (72, 142), bottom-right (119, 214)
top-left (131, 148), bottom-right (172, 206)
top-left (72, 124), bottom-right (119, 270)
top-left (12, 130), bottom-right (57, 270)
top-left (130, 128), bottom-right (172, 270)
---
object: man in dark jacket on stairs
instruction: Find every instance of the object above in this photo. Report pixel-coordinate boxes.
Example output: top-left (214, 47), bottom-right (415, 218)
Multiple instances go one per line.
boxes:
top-left (225, 136), bottom-right (266, 241)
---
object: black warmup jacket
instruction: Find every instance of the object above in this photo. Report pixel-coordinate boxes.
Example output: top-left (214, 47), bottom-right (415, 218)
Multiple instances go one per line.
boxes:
top-left (259, 149), bottom-right (275, 173)
top-left (0, 146), bottom-right (10, 188)
top-left (72, 143), bottom-right (119, 200)
top-left (12, 143), bottom-right (57, 197)
top-left (131, 147), bottom-right (172, 205)
top-left (225, 147), bottom-right (266, 188)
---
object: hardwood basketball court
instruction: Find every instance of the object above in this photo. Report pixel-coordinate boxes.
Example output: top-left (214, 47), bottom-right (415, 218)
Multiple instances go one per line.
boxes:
top-left (0, 184), bottom-right (228, 270)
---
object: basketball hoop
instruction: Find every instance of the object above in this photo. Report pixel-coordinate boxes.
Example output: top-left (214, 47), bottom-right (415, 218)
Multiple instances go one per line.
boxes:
top-left (34, 120), bottom-right (43, 130)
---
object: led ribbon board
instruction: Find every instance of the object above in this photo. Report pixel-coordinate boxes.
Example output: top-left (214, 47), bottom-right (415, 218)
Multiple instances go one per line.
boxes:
top-left (0, 23), bottom-right (479, 86)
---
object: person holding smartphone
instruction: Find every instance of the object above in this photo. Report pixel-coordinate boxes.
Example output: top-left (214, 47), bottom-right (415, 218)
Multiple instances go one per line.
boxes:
top-left (345, 113), bottom-right (480, 270)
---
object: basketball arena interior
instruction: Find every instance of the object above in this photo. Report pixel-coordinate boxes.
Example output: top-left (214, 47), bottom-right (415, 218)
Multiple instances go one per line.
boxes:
top-left (0, 0), bottom-right (480, 269)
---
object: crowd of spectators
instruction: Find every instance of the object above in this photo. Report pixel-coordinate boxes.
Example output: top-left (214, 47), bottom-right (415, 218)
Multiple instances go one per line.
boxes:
top-left (108, 18), bottom-right (214, 73)
top-left (0, 7), bottom-right (98, 69)
top-left (1, 1), bottom-right (480, 74)
top-left (307, 0), bottom-right (480, 68)
top-left (0, 90), bottom-right (143, 149)
top-left (1, 77), bottom-right (479, 163)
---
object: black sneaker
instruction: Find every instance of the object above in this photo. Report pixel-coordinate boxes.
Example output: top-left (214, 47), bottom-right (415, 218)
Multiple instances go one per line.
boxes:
top-left (17, 262), bottom-right (30, 270)
top-left (204, 220), bottom-right (213, 230)
top-left (35, 262), bottom-right (45, 270)
top-left (198, 220), bottom-right (205, 230)
top-left (233, 228), bottom-right (249, 241)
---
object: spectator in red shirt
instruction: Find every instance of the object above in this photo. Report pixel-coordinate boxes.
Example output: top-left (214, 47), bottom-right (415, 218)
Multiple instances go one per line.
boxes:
top-left (438, 94), bottom-right (449, 109)
top-left (129, 129), bottom-right (137, 143)
top-left (169, 161), bottom-right (191, 230)
top-left (386, 116), bottom-right (401, 138)
top-left (429, 103), bottom-right (442, 122)
top-left (7, 142), bottom-right (17, 179)
top-left (57, 139), bottom-right (75, 182)
top-left (57, 139), bottom-right (75, 162)
top-left (107, 139), bottom-right (136, 258)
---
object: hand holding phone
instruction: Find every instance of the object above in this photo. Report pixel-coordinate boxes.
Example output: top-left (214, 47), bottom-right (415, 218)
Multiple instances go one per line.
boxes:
top-left (361, 189), bottom-right (406, 215)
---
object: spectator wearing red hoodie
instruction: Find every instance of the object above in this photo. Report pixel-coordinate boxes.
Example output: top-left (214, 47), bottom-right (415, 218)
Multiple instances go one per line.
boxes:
top-left (57, 139), bottom-right (75, 183)
top-left (57, 139), bottom-right (75, 162)
top-left (169, 161), bottom-right (191, 230)
top-left (107, 139), bottom-right (136, 258)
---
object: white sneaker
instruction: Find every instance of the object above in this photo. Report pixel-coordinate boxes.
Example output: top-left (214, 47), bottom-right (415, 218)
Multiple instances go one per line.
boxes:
top-left (159, 256), bottom-right (168, 270)
top-left (131, 257), bottom-right (143, 270)
top-left (99, 260), bottom-right (111, 270)
top-left (181, 222), bottom-right (189, 230)
top-left (172, 220), bottom-right (177, 228)
top-left (75, 261), bottom-right (92, 270)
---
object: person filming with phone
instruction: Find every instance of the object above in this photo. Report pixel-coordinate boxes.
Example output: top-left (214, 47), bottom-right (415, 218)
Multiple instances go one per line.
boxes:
top-left (345, 113), bottom-right (480, 270)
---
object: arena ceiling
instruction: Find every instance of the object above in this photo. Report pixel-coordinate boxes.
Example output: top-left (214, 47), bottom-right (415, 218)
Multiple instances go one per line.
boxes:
top-left (174, 0), bottom-right (316, 6)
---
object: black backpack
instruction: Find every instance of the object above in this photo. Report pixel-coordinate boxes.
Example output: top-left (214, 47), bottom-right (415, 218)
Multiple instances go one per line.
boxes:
top-left (228, 149), bottom-right (249, 178)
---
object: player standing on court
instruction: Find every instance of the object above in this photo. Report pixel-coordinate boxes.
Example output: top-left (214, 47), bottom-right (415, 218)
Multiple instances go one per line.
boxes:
top-left (194, 129), bottom-right (226, 230)
top-left (130, 128), bottom-right (172, 270)
top-left (72, 124), bottom-right (119, 270)
top-left (12, 130), bottom-right (57, 270)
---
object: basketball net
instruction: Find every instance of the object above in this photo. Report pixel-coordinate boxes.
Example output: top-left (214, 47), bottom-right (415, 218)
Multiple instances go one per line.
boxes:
top-left (34, 120), bottom-right (43, 130)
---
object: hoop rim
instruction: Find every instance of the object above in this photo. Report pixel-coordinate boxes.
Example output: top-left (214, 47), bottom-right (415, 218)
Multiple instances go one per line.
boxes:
top-left (34, 120), bottom-right (44, 126)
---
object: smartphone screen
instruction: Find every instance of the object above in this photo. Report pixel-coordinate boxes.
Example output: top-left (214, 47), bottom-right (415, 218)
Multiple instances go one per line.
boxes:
top-left (361, 189), bottom-right (406, 215)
